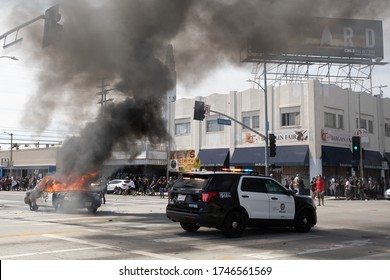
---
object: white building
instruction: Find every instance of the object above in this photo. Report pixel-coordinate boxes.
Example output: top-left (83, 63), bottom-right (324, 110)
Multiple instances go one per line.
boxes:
top-left (171, 79), bottom-right (390, 183)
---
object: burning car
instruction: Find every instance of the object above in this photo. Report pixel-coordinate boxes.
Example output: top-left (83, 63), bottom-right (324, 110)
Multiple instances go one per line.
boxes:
top-left (24, 173), bottom-right (103, 213)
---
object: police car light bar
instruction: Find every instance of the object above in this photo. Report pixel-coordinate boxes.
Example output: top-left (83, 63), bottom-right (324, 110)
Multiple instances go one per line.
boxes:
top-left (222, 168), bottom-right (253, 173)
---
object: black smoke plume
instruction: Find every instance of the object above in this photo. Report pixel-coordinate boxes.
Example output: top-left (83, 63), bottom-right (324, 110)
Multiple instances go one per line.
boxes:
top-left (9, 0), bottom-right (389, 177)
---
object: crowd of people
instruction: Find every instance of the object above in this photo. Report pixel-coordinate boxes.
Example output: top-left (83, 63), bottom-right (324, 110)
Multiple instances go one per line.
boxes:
top-left (3, 172), bottom-right (390, 206)
top-left (316, 175), bottom-right (389, 201)
top-left (101, 173), bottom-right (177, 199)
top-left (283, 174), bottom-right (390, 206)
top-left (0, 175), bottom-right (39, 191)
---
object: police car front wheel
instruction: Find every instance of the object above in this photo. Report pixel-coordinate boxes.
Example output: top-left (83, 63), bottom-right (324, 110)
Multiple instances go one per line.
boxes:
top-left (294, 210), bottom-right (314, 233)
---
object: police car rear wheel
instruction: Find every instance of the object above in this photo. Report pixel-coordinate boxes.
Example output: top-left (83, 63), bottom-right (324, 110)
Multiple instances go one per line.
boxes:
top-left (222, 210), bottom-right (246, 238)
top-left (180, 222), bottom-right (200, 232)
top-left (294, 210), bottom-right (313, 233)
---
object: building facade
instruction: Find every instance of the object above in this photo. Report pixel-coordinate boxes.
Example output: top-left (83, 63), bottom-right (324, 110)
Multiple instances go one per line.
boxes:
top-left (171, 80), bottom-right (390, 184)
top-left (0, 147), bottom-right (57, 178)
top-left (2, 79), bottom-right (390, 184)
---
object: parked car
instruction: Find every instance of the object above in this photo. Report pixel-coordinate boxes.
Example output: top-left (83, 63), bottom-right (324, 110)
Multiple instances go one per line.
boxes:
top-left (166, 170), bottom-right (317, 238)
top-left (106, 179), bottom-right (130, 194)
top-left (384, 188), bottom-right (390, 200)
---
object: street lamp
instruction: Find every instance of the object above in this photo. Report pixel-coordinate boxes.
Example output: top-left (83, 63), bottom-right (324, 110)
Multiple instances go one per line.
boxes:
top-left (0, 55), bottom-right (18, 61)
top-left (2, 132), bottom-right (13, 171)
top-left (247, 76), bottom-right (269, 176)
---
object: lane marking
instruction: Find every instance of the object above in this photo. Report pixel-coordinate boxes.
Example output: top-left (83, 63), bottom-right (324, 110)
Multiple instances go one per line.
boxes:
top-left (154, 236), bottom-right (219, 243)
top-left (297, 239), bottom-right (373, 255)
top-left (0, 229), bottom-right (85, 239)
top-left (0, 246), bottom-right (101, 259)
top-left (131, 250), bottom-right (183, 260)
top-left (42, 234), bottom-right (124, 251)
top-left (244, 251), bottom-right (293, 259)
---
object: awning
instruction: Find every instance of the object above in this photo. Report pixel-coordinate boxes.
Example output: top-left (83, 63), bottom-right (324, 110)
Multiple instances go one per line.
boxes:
top-left (230, 147), bottom-right (265, 166)
top-left (322, 146), bottom-right (352, 167)
top-left (269, 145), bottom-right (309, 166)
top-left (230, 145), bottom-right (309, 167)
top-left (363, 150), bottom-right (383, 169)
top-left (197, 148), bottom-right (229, 167)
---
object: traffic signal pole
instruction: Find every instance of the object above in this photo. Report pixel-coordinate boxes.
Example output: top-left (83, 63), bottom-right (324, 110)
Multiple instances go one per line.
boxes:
top-left (0, 5), bottom-right (62, 49)
top-left (247, 61), bottom-right (269, 175)
top-left (0, 15), bottom-right (45, 47)
top-left (360, 144), bottom-right (364, 179)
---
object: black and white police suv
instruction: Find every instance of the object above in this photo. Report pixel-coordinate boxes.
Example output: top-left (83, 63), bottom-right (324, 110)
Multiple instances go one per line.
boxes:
top-left (166, 170), bottom-right (317, 238)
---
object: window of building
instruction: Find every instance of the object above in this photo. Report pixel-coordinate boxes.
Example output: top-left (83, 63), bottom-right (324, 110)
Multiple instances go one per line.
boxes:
top-left (242, 111), bottom-right (260, 130)
top-left (281, 107), bottom-right (300, 127)
top-left (324, 112), bottom-right (344, 129)
top-left (206, 119), bottom-right (224, 132)
top-left (385, 123), bottom-right (390, 137)
top-left (368, 120), bottom-right (374, 133)
top-left (252, 115), bottom-right (260, 128)
top-left (324, 112), bottom-right (337, 128)
top-left (243, 116), bottom-right (250, 128)
top-left (356, 118), bottom-right (374, 133)
top-left (175, 121), bottom-right (191, 135)
top-left (360, 119), bottom-right (367, 130)
top-left (338, 115), bottom-right (344, 129)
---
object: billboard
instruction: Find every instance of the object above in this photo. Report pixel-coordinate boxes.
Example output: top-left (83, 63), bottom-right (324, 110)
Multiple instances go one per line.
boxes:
top-left (249, 17), bottom-right (384, 60)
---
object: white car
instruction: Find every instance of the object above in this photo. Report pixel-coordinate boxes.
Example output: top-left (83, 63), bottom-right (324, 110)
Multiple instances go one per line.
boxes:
top-left (106, 179), bottom-right (130, 194)
top-left (384, 188), bottom-right (390, 200)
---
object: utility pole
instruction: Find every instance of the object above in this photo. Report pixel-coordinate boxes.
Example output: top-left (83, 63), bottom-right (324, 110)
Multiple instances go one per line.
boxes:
top-left (247, 61), bottom-right (270, 176)
top-left (96, 78), bottom-right (113, 117)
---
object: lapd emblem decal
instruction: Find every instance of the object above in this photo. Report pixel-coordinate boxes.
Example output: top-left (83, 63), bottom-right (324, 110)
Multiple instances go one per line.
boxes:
top-left (280, 203), bottom-right (286, 211)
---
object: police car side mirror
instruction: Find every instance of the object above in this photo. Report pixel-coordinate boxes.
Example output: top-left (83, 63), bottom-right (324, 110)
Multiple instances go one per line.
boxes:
top-left (287, 189), bottom-right (296, 195)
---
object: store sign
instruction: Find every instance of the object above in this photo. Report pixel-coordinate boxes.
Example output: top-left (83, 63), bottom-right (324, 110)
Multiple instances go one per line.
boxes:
top-left (321, 128), bottom-right (369, 145)
top-left (170, 150), bottom-right (196, 172)
top-left (321, 128), bottom-right (351, 145)
top-left (243, 129), bottom-right (308, 145)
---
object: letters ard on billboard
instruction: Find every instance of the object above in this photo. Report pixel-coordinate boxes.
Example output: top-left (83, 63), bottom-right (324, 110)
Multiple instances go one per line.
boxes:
top-left (249, 17), bottom-right (384, 60)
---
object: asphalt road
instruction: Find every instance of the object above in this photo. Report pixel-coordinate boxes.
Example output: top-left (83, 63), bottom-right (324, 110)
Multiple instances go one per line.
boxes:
top-left (0, 191), bottom-right (389, 260)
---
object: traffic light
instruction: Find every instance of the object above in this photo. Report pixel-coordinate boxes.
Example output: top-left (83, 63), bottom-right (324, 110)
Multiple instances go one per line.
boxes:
top-left (352, 136), bottom-right (361, 160)
top-left (269, 133), bottom-right (277, 157)
top-left (194, 100), bottom-right (205, 121)
top-left (42, 5), bottom-right (63, 48)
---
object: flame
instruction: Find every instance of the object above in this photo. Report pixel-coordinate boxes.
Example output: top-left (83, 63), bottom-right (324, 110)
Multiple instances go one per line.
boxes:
top-left (38, 172), bottom-right (99, 193)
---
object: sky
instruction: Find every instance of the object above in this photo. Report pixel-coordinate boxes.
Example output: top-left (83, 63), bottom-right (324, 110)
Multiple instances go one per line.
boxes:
top-left (1, 0), bottom-right (390, 148)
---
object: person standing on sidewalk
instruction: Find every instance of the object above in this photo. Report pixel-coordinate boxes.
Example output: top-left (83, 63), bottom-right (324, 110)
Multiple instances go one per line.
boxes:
top-left (315, 175), bottom-right (325, 206)
top-left (157, 176), bottom-right (167, 198)
top-left (310, 177), bottom-right (317, 199)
